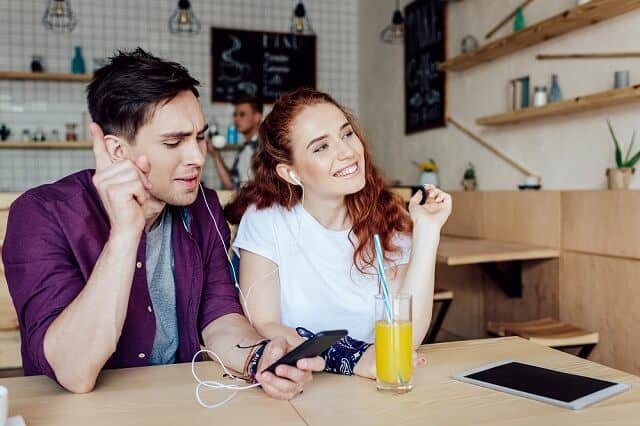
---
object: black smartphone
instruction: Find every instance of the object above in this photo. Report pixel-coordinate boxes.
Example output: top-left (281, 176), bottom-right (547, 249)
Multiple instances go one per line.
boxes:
top-left (419, 186), bottom-right (428, 205)
top-left (418, 186), bottom-right (443, 205)
top-left (264, 329), bottom-right (348, 374)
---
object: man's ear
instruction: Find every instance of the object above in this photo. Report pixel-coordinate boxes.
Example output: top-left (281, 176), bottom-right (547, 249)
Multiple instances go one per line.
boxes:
top-left (103, 135), bottom-right (129, 162)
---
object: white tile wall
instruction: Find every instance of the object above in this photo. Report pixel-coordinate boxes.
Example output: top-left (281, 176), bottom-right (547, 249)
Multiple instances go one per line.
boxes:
top-left (0, 0), bottom-right (359, 191)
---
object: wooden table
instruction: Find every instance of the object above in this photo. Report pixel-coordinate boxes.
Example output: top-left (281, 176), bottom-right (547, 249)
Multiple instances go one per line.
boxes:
top-left (1, 337), bottom-right (637, 425)
top-left (437, 236), bottom-right (560, 298)
top-left (438, 236), bottom-right (560, 266)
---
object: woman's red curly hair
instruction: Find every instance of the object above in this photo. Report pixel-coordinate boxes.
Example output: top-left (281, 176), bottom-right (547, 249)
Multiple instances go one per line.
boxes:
top-left (224, 88), bottom-right (412, 273)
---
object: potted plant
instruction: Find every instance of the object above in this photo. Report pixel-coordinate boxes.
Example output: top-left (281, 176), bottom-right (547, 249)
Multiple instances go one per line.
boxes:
top-left (607, 120), bottom-right (640, 190)
top-left (461, 162), bottom-right (477, 191)
top-left (413, 159), bottom-right (439, 187)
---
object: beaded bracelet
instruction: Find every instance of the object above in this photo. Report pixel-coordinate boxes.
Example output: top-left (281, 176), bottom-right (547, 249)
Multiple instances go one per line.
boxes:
top-left (248, 340), bottom-right (269, 383)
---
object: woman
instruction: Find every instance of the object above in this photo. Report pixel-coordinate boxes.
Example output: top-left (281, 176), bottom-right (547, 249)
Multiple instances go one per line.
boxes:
top-left (225, 88), bottom-right (451, 378)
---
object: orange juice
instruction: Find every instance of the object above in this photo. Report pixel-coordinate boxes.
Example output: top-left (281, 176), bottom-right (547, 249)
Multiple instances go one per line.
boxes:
top-left (375, 320), bottom-right (412, 388)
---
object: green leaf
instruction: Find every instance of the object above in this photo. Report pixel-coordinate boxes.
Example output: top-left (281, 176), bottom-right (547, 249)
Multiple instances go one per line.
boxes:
top-left (626, 149), bottom-right (640, 168)
top-left (625, 131), bottom-right (637, 163)
top-left (608, 120), bottom-right (623, 167)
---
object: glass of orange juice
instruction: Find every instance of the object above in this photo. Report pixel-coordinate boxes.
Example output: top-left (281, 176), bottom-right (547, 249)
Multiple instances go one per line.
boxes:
top-left (375, 293), bottom-right (412, 393)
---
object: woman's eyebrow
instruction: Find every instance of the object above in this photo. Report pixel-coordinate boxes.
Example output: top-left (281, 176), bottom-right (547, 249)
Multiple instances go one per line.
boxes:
top-left (306, 123), bottom-right (351, 149)
top-left (306, 133), bottom-right (328, 149)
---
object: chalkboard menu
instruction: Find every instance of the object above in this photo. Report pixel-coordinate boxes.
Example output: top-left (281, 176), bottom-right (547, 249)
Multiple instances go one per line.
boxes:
top-left (404, 1), bottom-right (447, 134)
top-left (211, 27), bottom-right (316, 103)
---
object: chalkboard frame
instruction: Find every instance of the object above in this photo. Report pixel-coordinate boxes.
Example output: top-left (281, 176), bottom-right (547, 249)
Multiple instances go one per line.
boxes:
top-left (210, 26), bottom-right (317, 104)
top-left (404, 0), bottom-right (448, 134)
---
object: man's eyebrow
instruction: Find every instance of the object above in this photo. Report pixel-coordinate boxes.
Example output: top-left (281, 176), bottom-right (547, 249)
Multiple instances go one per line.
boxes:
top-left (159, 124), bottom-right (209, 140)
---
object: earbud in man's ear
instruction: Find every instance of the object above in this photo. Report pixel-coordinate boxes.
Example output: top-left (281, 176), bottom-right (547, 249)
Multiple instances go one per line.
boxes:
top-left (288, 170), bottom-right (302, 186)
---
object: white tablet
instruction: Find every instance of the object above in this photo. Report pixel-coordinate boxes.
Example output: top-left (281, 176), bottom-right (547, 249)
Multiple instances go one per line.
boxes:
top-left (453, 360), bottom-right (631, 410)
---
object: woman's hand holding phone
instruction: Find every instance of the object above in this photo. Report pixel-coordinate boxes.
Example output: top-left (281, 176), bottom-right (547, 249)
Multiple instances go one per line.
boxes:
top-left (254, 336), bottom-right (325, 400)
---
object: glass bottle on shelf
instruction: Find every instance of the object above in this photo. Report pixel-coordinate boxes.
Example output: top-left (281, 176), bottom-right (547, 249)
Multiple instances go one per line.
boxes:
top-left (226, 125), bottom-right (238, 145)
top-left (65, 123), bottom-right (78, 141)
top-left (548, 74), bottom-right (563, 103)
top-left (533, 86), bottom-right (548, 107)
top-left (71, 46), bottom-right (86, 74)
top-left (513, 7), bottom-right (525, 32)
top-left (21, 129), bottom-right (32, 142)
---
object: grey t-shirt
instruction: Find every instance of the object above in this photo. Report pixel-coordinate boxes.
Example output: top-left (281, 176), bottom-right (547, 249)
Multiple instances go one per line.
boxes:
top-left (145, 209), bottom-right (179, 365)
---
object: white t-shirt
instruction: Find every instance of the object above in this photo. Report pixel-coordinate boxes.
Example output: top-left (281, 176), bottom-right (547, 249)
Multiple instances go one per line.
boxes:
top-left (233, 204), bottom-right (411, 342)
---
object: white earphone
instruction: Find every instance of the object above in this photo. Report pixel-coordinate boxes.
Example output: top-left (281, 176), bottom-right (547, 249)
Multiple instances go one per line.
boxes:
top-left (195, 178), bottom-right (303, 408)
top-left (288, 170), bottom-right (302, 186)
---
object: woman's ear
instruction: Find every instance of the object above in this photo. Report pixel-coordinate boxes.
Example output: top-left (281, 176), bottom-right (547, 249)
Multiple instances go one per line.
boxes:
top-left (103, 135), bottom-right (129, 162)
top-left (276, 163), bottom-right (299, 186)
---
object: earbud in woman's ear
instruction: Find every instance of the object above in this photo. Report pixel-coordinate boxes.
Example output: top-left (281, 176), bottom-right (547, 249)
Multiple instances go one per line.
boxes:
top-left (288, 170), bottom-right (302, 186)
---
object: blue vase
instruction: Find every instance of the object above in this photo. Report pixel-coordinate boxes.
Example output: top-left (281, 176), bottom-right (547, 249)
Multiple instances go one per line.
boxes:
top-left (71, 46), bottom-right (86, 74)
top-left (549, 74), bottom-right (562, 103)
top-left (420, 172), bottom-right (439, 187)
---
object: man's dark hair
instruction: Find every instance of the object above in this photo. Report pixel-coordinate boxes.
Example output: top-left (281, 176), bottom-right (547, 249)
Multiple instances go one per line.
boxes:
top-left (87, 47), bottom-right (200, 142)
top-left (233, 94), bottom-right (263, 115)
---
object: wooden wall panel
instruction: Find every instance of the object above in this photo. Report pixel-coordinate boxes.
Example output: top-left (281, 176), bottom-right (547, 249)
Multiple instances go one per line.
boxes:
top-left (560, 252), bottom-right (640, 375)
top-left (563, 191), bottom-right (640, 259)
top-left (481, 191), bottom-right (562, 248)
top-left (484, 258), bottom-right (559, 324)
top-left (434, 264), bottom-right (485, 339)
top-left (443, 191), bottom-right (562, 248)
top-left (0, 193), bottom-right (20, 209)
top-left (442, 191), bottom-right (484, 239)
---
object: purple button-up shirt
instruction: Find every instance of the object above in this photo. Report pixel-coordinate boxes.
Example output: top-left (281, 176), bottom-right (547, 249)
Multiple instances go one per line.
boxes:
top-left (2, 170), bottom-right (243, 379)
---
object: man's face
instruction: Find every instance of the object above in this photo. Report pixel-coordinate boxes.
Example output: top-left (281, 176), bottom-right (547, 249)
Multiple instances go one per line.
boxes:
top-left (125, 90), bottom-right (207, 206)
top-left (233, 103), bottom-right (262, 135)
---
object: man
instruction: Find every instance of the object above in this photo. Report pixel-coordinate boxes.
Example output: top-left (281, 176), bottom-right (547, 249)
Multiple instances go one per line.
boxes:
top-left (2, 48), bottom-right (322, 397)
top-left (208, 95), bottom-right (262, 189)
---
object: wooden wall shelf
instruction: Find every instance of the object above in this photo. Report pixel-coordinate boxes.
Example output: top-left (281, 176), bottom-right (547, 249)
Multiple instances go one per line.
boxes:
top-left (476, 85), bottom-right (640, 126)
top-left (0, 141), bottom-right (243, 150)
top-left (438, 0), bottom-right (640, 72)
top-left (0, 141), bottom-right (92, 149)
top-left (0, 71), bottom-right (93, 82)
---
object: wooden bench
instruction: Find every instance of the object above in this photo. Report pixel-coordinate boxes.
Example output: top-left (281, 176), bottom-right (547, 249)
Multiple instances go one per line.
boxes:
top-left (423, 288), bottom-right (454, 344)
top-left (487, 317), bottom-right (599, 358)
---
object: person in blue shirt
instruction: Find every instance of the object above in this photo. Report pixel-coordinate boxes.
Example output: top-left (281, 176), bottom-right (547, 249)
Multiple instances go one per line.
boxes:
top-left (208, 95), bottom-right (263, 189)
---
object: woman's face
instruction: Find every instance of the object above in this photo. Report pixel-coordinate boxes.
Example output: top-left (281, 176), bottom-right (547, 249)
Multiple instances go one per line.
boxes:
top-left (287, 103), bottom-right (366, 198)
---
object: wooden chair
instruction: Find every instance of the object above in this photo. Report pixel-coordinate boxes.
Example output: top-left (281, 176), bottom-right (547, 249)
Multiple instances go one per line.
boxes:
top-left (423, 288), bottom-right (454, 344)
top-left (487, 317), bottom-right (598, 359)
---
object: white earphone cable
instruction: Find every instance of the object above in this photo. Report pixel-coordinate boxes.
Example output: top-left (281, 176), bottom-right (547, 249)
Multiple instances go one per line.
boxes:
top-left (191, 349), bottom-right (260, 408)
top-left (193, 183), bottom-right (282, 408)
